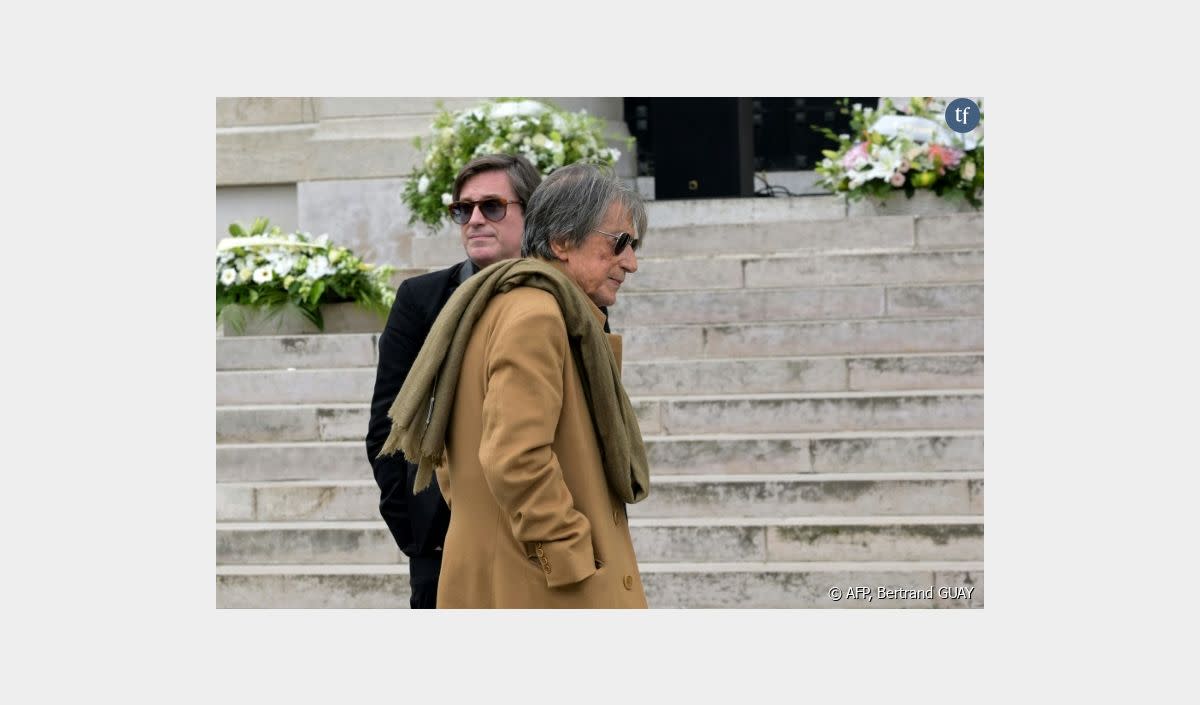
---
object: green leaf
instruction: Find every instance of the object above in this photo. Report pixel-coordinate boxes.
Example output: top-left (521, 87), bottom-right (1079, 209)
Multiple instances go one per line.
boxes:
top-left (309, 280), bottom-right (326, 307)
top-left (228, 222), bottom-right (247, 237)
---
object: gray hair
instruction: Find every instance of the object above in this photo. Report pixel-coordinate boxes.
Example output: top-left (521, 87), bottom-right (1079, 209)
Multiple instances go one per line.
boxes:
top-left (521, 163), bottom-right (647, 260)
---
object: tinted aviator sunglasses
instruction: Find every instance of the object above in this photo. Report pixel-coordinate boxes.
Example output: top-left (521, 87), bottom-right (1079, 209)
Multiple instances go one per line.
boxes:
top-left (447, 197), bottom-right (522, 225)
top-left (592, 228), bottom-right (640, 256)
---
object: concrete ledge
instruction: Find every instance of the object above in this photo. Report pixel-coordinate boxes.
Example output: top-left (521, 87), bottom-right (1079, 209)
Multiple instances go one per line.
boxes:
top-left (220, 303), bottom-right (387, 337)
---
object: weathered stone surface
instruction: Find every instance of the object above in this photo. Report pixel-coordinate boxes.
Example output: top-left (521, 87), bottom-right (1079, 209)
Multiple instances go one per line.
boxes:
top-left (933, 570), bottom-right (985, 608)
top-left (296, 177), bottom-right (435, 268)
top-left (629, 474), bottom-right (978, 518)
top-left (220, 303), bottom-right (387, 337)
top-left (623, 357), bottom-right (847, 396)
top-left (847, 354), bottom-right (983, 391)
top-left (411, 234), bottom-right (470, 268)
top-left (642, 216), bottom-right (912, 257)
top-left (644, 436), bottom-right (812, 475)
top-left (622, 257), bottom-right (744, 291)
top-left (610, 286), bottom-right (885, 327)
top-left (766, 520), bottom-right (983, 561)
top-left (217, 525), bottom-right (404, 565)
top-left (216, 406), bottom-right (319, 444)
top-left (216, 124), bottom-right (315, 186)
top-left (630, 524), bottom-right (767, 562)
top-left (618, 325), bottom-right (705, 360)
top-left (916, 213), bottom-right (985, 249)
top-left (216, 98), bottom-right (314, 128)
top-left (644, 196), bottom-right (846, 228)
top-left (632, 400), bottom-right (662, 435)
top-left (217, 334), bottom-right (378, 372)
top-left (886, 284), bottom-right (984, 317)
top-left (217, 569), bottom-right (409, 608)
top-left (216, 184), bottom-right (299, 242)
top-left (217, 442), bottom-right (367, 482)
top-left (810, 433), bottom-right (983, 473)
top-left (316, 406), bottom-right (370, 442)
top-left (689, 317), bottom-right (984, 359)
top-left (249, 482), bottom-right (379, 522)
top-left (640, 565), bottom-right (946, 608)
top-left (743, 250), bottom-right (983, 288)
top-left (217, 368), bottom-right (376, 405)
top-left (216, 485), bottom-right (255, 521)
top-left (660, 393), bottom-right (984, 434)
top-left (846, 191), bottom-right (978, 217)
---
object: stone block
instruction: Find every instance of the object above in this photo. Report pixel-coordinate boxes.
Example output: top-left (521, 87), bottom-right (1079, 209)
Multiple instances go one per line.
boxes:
top-left (216, 442), bottom-right (366, 483)
top-left (660, 392), bottom-right (984, 435)
top-left (316, 406), bottom-right (370, 442)
top-left (640, 565), bottom-right (941, 608)
top-left (847, 354), bottom-right (984, 391)
top-left (887, 284), bottom-right (984, 317)
top-left (743, 250), bottom-right (984, 289)
top-left (217, 525), bottom-right (403, 565)
top-left (644, 436), bottom-right (812, 475)
top-left (252, 482), bottom-right (378, 522)
top-left (216, 406), bottom-right (319, 444)
top-left (216, 334), bottom-right (378, 372)
top-left (216, 369), bottom-right (376, 405)
top-left (623, 357), bottom-right (847, 396)
top-left (297, 177), bottom-right (436, 269)
top-left (216, 124), bottom-right (315, 186)
top-left (846, 191), bottom-right (978, 217)
top-left (766, 520), bottom-right (983, 562)
top-left (632, 400), bottom-right (662, 435)
top-left (916, 213), bottom-right (985, 249)
top-left (622, 257), bottom-right (744, 292)
top-left (810, 433), bottom-right (984, 473)
top-left (630, 524), bottom-right (767, 562)
top-left (644, 216), bottom-right (913, 257)
top-left (217, 568), bottom-right (409, 608)
top-left (643, 195), bottom-right (845, 228)
top-left (619, 325), bottom-right (705, 360)
top-left (933, 570), bottom-right (985, 608)
top-left (699, 317), bottom-right (984, 358)
top-left (610, 286), bottom-right (885, 327)
top-left (216, 98), bottom-right (314, 127)
top-left (630, 475), bottom-right (977, 518)
top-left (216, 485), bottom-right (255, 521)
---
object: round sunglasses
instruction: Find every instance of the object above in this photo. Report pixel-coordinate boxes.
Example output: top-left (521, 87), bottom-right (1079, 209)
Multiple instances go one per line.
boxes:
top-left (447, 197), bottom-right (522, 225)
top-left (592, 228), bottom-right (640, 255)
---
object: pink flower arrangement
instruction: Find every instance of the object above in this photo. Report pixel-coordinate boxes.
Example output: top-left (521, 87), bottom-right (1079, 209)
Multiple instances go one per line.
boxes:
top-left (842, 142), bottom-right (870, 169)
top-left (927, 144), bottom-right (964, 174)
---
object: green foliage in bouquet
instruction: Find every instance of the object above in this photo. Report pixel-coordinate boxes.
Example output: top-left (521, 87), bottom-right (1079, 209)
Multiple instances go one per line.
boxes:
top-left (402, 98), bottom-right (630, 230)
top-left (215, 218), bottom-right (395, 333)
top-left (813, 97), bottom-right (984, 207)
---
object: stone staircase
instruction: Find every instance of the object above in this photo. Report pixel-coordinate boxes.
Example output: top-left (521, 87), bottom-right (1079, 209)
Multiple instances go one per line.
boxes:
top-left (216, 195), bottom-right (984, 608)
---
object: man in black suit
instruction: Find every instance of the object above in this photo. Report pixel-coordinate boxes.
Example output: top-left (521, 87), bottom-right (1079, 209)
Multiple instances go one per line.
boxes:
top-left (366, 154), bottom-right (542, 608)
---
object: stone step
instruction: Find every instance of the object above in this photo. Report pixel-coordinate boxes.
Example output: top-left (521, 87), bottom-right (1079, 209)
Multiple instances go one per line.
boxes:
top-left (216, 472), bottom-right (984, 522)
top-left (214, 316), bottom-right (983, 371)
top-left (216, 391), bottom-right (982, 442)
top-left (217, 431), bottom-right (983, 482)
top-left (215, 561), bottom-right (983, 608)
top-left (215, 353), bottom-right (984, 405)
top-left (624, 316), bottom-right (983, 359)
top-left (608, 284), bottom-right (983, 327)
top-left (217, 333), bottom-right (379, 371)
top-left (216, 516), bottom-right (983, 565)
top-left (622, 249), bottom-right (983, 292)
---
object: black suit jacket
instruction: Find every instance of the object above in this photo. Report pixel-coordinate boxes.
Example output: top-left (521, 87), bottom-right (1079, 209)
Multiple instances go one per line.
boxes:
top-left (366, 260), bottom-right (469, 558)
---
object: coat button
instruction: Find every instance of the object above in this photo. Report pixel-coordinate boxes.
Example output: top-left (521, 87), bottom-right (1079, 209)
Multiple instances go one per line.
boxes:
top-left (623, 575), bottom-right (633, 590)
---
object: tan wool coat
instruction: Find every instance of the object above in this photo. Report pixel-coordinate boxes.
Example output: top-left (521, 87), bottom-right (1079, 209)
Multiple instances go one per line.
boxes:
top-left (434, 276), bottom-right (647, 608)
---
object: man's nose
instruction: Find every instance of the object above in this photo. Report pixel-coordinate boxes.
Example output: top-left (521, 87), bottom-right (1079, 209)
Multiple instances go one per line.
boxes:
top-left (466, 203), bottom-right (487, 226)
top-left (620, 246), bottom-right (638, 273)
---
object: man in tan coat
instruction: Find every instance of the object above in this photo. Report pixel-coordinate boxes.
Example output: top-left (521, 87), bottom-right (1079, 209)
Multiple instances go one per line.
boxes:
top-left (433, 163), bottom-right (649, 608)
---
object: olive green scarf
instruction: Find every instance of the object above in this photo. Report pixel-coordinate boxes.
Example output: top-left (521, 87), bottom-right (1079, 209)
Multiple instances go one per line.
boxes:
top-left (379, 258), bottom-right (649, 504)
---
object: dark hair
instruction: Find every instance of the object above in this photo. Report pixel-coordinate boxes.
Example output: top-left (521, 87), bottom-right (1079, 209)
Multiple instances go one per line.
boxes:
top-left (521, 163), bottom-right (647, 260)
top-left (451, 153), bottom-right (542, 205)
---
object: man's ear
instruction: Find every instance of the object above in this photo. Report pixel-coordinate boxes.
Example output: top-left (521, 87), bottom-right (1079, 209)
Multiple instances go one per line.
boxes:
top-left (548, 237), bottom-right (571, 261)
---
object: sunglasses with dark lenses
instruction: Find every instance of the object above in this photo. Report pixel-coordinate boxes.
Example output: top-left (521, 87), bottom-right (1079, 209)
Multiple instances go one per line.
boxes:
top-left (447, 197), bottom-right (522, 225)
top-left (592, 228), bottom-right (640, 255)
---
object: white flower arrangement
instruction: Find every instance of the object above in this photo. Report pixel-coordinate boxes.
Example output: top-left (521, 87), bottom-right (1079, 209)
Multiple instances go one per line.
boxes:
top-left (216, 218), bottom-right (395, 332)
top-left (402, 98), bottom-right (630, 229)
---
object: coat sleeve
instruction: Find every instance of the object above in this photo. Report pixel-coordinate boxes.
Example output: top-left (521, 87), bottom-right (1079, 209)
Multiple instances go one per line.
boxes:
top-left (478, 290), bottom-right (596, 588)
